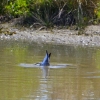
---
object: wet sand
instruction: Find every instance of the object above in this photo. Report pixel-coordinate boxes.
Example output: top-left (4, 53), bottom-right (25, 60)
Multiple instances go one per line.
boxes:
top-left (0, 23), bottom-right (100, 47)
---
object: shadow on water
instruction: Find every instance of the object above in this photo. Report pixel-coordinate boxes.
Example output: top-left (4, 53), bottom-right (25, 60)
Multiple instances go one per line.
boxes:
top-left (0, 40), bottom-right (100, 100)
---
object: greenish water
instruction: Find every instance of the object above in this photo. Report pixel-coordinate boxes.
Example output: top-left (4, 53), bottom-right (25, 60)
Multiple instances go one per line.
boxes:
top-left (0, 40), bottom-right (100, 100)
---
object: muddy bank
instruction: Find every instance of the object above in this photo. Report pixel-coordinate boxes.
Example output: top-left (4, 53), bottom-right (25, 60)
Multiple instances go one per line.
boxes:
top-left (0, 23), bottom-right (100, 47)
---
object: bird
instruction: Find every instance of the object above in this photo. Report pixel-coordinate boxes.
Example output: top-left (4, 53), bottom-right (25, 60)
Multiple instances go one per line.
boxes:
top-left (40, 50), bottom-right (51, 66)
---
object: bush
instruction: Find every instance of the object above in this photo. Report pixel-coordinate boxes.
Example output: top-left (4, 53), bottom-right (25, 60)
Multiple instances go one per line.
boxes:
top-left (4, 0), bottom-right (100, 27)
top-left (96, 1), bottom-right (100, 22)
top-left (5, 0), bottom-right (30, 17)
top-left (0, 0), bottom-right (8, 14)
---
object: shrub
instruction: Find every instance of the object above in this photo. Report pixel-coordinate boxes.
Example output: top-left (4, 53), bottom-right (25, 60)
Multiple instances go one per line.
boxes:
top-left (5, 0), bottom-right (30, 17)
top-left (96, 1), bottom-right (100, 22)
top-left (4, 0), bottom-right (100, 27)
top-left (0, 0), bottom-right (8, 14)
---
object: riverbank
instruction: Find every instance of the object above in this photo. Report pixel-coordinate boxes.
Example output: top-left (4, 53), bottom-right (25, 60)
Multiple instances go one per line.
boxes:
top-left (0, 22), bottom-right (100, 47)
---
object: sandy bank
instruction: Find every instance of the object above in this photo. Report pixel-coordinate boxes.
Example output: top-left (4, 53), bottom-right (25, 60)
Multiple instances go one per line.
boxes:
top-left (0, 23), bottom-right (100, 47)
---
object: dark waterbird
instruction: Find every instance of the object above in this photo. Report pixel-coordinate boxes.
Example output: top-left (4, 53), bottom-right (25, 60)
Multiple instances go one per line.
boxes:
top-left (40, 50), bottom-right (51, 66)
top-left (35, 50), bottom-right (51, 66)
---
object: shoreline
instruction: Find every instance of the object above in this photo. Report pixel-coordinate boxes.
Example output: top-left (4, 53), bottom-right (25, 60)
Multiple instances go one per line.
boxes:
top-left (1, 23), bottom-right (100, 47)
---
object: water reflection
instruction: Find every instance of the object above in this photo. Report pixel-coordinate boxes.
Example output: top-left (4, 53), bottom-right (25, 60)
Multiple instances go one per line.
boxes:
top-left (42, 66), bottom-right (49, 78)
top-left (19, 63), bottom-right (72, 78)
top-left (19, 63), bottom-right (50, 78)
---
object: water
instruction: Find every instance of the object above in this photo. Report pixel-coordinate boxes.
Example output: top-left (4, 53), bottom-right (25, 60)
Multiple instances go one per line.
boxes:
top-left (0, 40), bottom-right (100, 100)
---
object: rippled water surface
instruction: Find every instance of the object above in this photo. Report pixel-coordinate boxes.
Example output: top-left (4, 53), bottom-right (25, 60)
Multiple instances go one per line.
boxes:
top-left (0, 40), bottom-right (100, 100)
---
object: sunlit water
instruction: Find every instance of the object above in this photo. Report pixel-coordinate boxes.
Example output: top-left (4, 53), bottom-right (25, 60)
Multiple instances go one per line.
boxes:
top-left (0, 40), bottom-right (100, 100)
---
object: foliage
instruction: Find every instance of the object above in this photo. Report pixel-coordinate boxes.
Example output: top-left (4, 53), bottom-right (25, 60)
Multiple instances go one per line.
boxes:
top-left (96, 1), bottom-right (100, 22)
top-left (27, 0), bottom-right (100, 28)
top-left (5, 0), bottom-right (30, 17)
top-left (29, 0), bottom-right (77, 27)
top-left (29, 0), bottom-right (58, 27)
top-left (0, 0), bottom-right (8, 14)
top-left (0, 0), bottom-right (100, 28)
